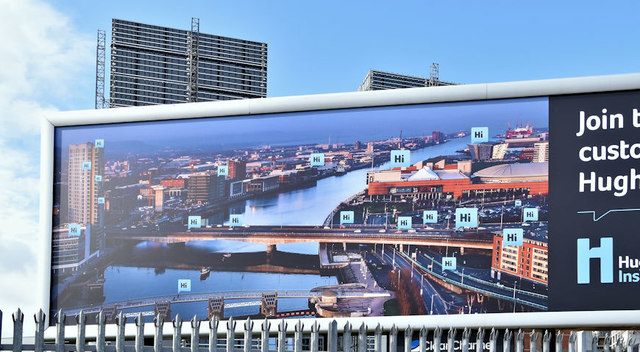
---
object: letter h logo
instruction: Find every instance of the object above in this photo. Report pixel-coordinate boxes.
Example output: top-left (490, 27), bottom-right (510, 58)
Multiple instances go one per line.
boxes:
top-left (577, 237), bottom-right (613, 284)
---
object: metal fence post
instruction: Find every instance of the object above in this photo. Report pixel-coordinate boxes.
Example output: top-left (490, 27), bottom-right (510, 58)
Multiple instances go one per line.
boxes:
top-left (604, 333), bottom-right (611, 352)
top-left (155, 314), bottom-right (165, 352)
top-left (419, 327), bottom-right (428, 352)
top-left (542, 330), bottom-right (551, 352)
top-left (328, 320), bottom-right (337, 352)
top-left (625, 335), bottom-right (635, 352)
top-left (277, 319), bottom-right (287, 352)
top-left (530, 330), bottom-right (539, 352)
top-left (615, 336), bottom-right (623, 352)
top-left (192, 316), bottom-right (201, 352)
top-left (245, 318), bottom-right (254, 352)
top-left (343, 322), bottom-right (352, 352)
top-left (135, 313), bottom-right (145, 352)
top-left (555, 332), bottom-right (564, 352)
top-left (502, 329), bottom-right (512, 352)
top-left (475, 328), bottom-right (485, 352)
top-left (116, 312), bottom-right (126, 352)
top-left (489, 329), bottom-right (498, 352)
top-left (447, 328), bottom-right (456, 352)
top-left (433, 327), bottom-right (442, 352)
top-left (56, 310), bottom-right (66, 352)
top-left (310, 321), bottom-right (319, 352)
top-left (389, 325), bottom-right (398, 352)
top-left (461, 328), bottom-right (470, 352)
top-left (97, 311), bottom-right (106, 352)
top-left (228, 317), bottom-right (237, 352)
top-left (12, 309), bottom-right (24, 352)
top-left (76, 311), bottom-right (86, 352)
top-left (568, 332), bottom-right (576, 352)
top-left (404, 326), bottom-right (413, 352)
top-left (375, 324), bottom-right (383, 352)
top-left (34, 310), bottom-right (46, 352)
top-left (358, 323), bottom-right (367, 352)
top-left (294, 320), bottom-right (303, 352)
top-left (515, 329), bottom-right (524, 352)
top-left (210, 316), bottom-right (220, 352)
top-left (174, 315), bottom-right (184, 352)
top-left (261, 319), bottom-right (271, 352)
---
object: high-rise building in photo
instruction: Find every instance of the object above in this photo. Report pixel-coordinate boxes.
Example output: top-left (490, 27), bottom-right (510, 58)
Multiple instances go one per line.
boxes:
top-left (533, 141), bottom-right (549, 163)
top-left (227, 159), bottom-right (247, 180)
top-left (358, 67), bottom-right (456, 91)
top-left (110, 18), bottom-right (267, 107)
top-left (68, 142), bottom-right (104, 225)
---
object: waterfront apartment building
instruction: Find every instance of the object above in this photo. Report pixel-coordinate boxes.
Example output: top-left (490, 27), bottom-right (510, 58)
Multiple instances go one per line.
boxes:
top-left (110, 19), bottom-right (267, 107)
top-left (491, 234), bottom-right (548, 284)
top-left (68, 142), bottom-right (104, 225)
top-left (358, 70), bottom-right (456, 91)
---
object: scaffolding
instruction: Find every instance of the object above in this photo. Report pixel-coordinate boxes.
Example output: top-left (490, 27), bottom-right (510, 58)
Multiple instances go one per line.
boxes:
top-left (187, 17), bottom-right (200, 103)
top-left (95, 30), bottom-right (107, 109)
top-left (428, 62), bottom-right (440, 87)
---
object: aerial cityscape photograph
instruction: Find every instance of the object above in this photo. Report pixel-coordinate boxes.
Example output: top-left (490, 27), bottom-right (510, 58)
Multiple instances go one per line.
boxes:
top-left (51, 97), bottom-right (549, 322)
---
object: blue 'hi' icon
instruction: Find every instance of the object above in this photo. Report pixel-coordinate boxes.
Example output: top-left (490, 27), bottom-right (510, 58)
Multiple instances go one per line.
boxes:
top-left (340, 211), bottom-right (354, 225)
top-left (514, 199), bottom-right (522, 207)
top-left (310, 153), bottom-right (325, 167)
top-left (68, 224), bottom-right (81, 237)
top-left (523, 208), bottom-right (538, 222)
top-left (97, 197), bottom-right (105, 205)
top-left (188, 216), bottom-right (201, 229)
top-left (95, 139), bottom-right (104, 148)
top-left (82, 161), bottom-right (92, 171)
top-left (423, 210), bottom-right (438, 224)
top-left (95, 175), bottom-right (102, 182)
top-left (442, 257), bottom-right (456, 271)
top-left (471, 127), bottom-right (489, 143)
top-left (397, 216), bottom-right (412, 229)
top-left (503, 228), bottom-right (523, 247)
top-left (390, 150), bottom-right (411, 168)
top-left (218, 165), bottom-right (228, 176)
top-left (455, 208), bottom-right (478, 229)
top-left (229, 214), bottom-right (243, 227)
top-left (178, 279), bottom-right (191, 293)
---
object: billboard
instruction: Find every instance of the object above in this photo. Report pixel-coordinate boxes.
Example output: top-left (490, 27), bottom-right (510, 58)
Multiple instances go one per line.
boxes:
top-left (40, 75), bottom-right (640, 327)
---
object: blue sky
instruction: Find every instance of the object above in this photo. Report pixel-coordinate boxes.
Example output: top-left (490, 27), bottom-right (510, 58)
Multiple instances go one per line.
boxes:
top-left (1, 0), bottom-right (639, 337)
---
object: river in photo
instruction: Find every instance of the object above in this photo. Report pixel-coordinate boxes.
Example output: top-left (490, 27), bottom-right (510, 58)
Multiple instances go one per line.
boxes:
top-left (217, 137), bottom-right (470, 226)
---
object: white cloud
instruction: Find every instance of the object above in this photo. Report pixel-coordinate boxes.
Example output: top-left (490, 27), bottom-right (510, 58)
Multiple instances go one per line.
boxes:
top-left (0, 0), bottom-right (93, 337)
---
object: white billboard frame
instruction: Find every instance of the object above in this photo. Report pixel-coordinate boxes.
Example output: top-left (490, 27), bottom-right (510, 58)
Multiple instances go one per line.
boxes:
top-left (40, 73), bottom-right (640, 331)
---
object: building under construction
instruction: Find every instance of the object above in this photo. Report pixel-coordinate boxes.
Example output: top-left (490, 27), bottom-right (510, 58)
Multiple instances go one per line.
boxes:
top-left (106, 18), bottom-right (267, 107)
top-left (358, 64), bottom-right (456, 91)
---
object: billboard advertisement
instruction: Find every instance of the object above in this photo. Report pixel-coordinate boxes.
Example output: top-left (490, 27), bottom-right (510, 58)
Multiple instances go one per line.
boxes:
top-left (41, 76), bottom-right (640, 327)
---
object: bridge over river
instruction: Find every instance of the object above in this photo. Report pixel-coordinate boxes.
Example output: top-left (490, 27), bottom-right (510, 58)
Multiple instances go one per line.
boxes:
top-left (107, 226), bottom-right (494, 251)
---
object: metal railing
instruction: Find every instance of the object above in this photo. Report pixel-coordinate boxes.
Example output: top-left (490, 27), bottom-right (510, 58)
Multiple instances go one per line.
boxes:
top-left (0, 309), bottom-right (637, 352)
